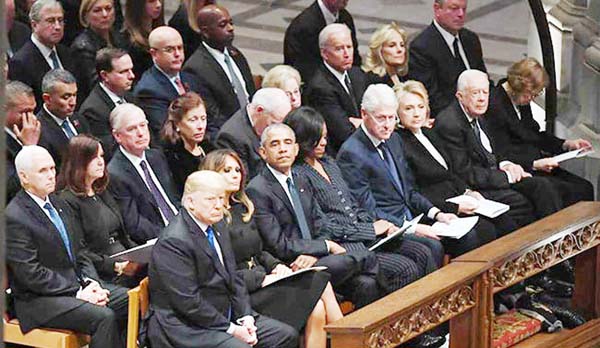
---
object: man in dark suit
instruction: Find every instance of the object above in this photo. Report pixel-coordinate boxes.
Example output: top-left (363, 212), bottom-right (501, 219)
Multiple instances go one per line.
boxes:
top-left (5, 81), bottom-right (41, 203)
top-left (304, 23), bottom-right (367, 153)
top-left (80, 48), bottom-right (135, 160)
top-left (284, 0), bottom-right (361, 83)
top-left (6, 0), bottom-right (31, 58)
top-left (183, 5), bottom-right (256, 138)
top-left (248, 123), bottom-right (385, 309)
top-left (148, 170), bottom-right (298, 348)
top-left (8, 0), bottom-right (81, 111)
top-left (38, 69), bottom-right (90, 169)
top-left (134, 26), bottom-right (200, 142)
top-left (337, 84), bottom-right (463, 266)
top-left (434, 70), bottom-right (562, 225)
top-left (7, 145), bottom-right (128, 347)
top-left (216, 88), bottom-right (292, 179)
top-left (107, 103), bottom-right (180, 243)
top-left (409, 0), bottom-right (487, 116)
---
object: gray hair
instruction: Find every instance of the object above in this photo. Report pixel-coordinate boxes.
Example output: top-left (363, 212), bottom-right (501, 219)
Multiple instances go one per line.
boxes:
top-left (15, 145), bottom-right (52, 176)
top-left (41, 69), bottom-right (77, 94)
top-left (456, 69), bottom-right (488, 92)
top-left (361, 84), bottom-right (398, 113)
top-left (250, 88), bottom-right (290, 114)
top-left (318, 23), bottom-right (351, 49)
top-left (29, 0), bottom-right (63, 22)
top-left (260, 123), bottom-right (295, 146)
top-left (6, 81), bottom-right (34, 110)
top-left (110, 103), bottom-right (146, 131)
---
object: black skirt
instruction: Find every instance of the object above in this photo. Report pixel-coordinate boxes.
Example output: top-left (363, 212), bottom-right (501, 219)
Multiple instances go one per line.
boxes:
top-left (250, 270), bottom-right (330, 331)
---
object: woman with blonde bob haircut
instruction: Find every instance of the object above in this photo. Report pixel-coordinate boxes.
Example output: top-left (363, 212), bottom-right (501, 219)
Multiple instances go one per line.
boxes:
top-left (202, 149), bottom-right (343, 348)
top-left (363, 22), bottom-right (409, 87)
top-left (262, 65), bottom-right (303, 110)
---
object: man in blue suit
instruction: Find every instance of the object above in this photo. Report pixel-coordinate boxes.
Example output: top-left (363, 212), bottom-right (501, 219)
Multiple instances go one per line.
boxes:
top-left (134, 26), bottom-right (200, 143)
top-left (337, 84), bottom-right (483, 264)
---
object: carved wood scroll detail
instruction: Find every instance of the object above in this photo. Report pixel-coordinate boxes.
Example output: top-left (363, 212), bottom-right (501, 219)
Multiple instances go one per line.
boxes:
top-left (492, 222), bottom-right (600, 290)
top-left (366, 284), bottom-right (475, 348)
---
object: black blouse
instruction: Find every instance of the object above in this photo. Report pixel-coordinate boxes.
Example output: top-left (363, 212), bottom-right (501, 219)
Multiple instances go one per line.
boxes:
top-left (162, 139), bottom-right (214, 195)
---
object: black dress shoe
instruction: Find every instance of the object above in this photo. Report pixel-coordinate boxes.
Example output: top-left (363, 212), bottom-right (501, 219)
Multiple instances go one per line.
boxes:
top-left (540, 302), bottom-right (586, 329)
top-left (404, 333), bottom-right (446, 348)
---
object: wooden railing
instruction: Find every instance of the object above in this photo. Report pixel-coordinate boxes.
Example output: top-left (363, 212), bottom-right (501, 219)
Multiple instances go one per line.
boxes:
top-left (325, 202), bottom-right (600, 348)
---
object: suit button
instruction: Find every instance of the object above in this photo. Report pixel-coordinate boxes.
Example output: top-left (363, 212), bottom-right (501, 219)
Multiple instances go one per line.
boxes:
top-left (345, 206), bottom-right (350, 210)
top-left (344, 235), bottom-right (348, 239)
top-left (341, 198), bottom-right (346, 203)
top-left (337, 191), bottom-right (343, 196)
top-left (349, 213), bottom-right (354, 217)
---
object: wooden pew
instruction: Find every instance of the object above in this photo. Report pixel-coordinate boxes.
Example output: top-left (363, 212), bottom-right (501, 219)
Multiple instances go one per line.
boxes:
top-left (325, 202), bottom-right (600, 348)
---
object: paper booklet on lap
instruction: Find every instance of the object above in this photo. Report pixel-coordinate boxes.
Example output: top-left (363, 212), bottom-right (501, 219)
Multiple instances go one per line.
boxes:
top-left (432, 216), bottom-right (479, 239)
top-left (368, 214), bottom-right (424, 251)
top-left (552, 146), bottom-right (594, 163)
top-left (109, 238), bottom-right (157, 264)
top-left (446, 195), bottom-right (510, 218)
top-left (261, 266), bottom-right (328, 287)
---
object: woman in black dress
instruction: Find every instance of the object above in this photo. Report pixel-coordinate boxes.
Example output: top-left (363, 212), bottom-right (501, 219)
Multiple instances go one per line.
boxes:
top-left (122, 0), bottom-right (164, 82)
top-left (161, 92), bottom-right (213, 194)
top-left (362, 22), bottom-right (409, 88)
top-left (57, 134), bottom-right (144, 287)
top-left (72, 0), bottom-right (125, 95)
top-left (201, 149), bottom-right (343, 348)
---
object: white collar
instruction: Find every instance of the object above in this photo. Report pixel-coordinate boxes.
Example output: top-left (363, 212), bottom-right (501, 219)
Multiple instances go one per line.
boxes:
top-left (361, 122), bottom-right (384, 148)
top-left (267, 164), bottom-right (293, 187)
top-left (433, 19), bottom-right (459, 49)
top-left (119, 146), bottom-right (147, 166)
top-left (323, 61), bottom-right (349, 93)
top-left (30, 34), bottom-right (55, 60)
top-left (458, 102), bottom-right (476, 124)
top-left (43, 104), bottom-right (70, 126)
top-left (155, 64), bottom-right (180, 81)
top-left (317, 0), bottom-right (338, 25)
top-left (203, 41), bottom-right (228, 59)
top-left (26, 190), bottom-right (51, 210)
top-left (99, 82), bottom-right (125, 104)
top-left (187, 210), bottom-right (210, 234)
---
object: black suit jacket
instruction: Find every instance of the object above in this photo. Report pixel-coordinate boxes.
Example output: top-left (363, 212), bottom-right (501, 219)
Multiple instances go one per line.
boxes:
top-left (6, 191), bottom-right (99, 333)
top-left (434, 100), bottom-right (511, 190)
top-left (183, 44), bottom-right (256, 137)
top-left (148, 211), bottom-right (252, 348)
top-left (304, 65), bottom-right (367, 152)
top-left (336, 128), bottom-right (434, 228)
top-left (79, 83), bottom-right (132, 160)
top-left (134, 65), bottom-right (200, 141)
top-left (397, 128), bottom-right (467, 214)
top-left (37, 107), bottom-right (90, 169)
top-left (409, 23), bottom-right (487, 116)
top-left (485, 81), bottom-right (565, 172)
top-left (8, 21), bottom-right (31, 57)
top-left (283, 1), bottom-right (361, 82)
top-left (215, 108), bottom-right (263, 179)
top-left (8, 40), bottom-right (81, 112)
top-left (247, 167), bottom-right (330, 262)
top-left (6, 134), bottom-right (22, 203)
top-left (107, 148), bottom-right (180, 243)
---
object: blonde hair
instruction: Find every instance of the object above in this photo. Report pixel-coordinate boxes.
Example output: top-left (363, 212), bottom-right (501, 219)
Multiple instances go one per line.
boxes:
top-left (395, 80), bottom-right (431, 118)
top-left (79, 0), bottom-right (115, 28)
top-left (182, 170), bottom-right (227, 208)
top-left (506, 57), bottom-right (549, 97)
top-left (363, 22), bottom-right (409, 78)
top-left (262, 65), bottom-right (302, 90)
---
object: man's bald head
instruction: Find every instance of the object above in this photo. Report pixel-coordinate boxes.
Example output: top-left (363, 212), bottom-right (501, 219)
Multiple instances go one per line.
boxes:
top-left (196, 5), bottom-right (234, 50)
top-left (149, 26), bottom-right (185, 75)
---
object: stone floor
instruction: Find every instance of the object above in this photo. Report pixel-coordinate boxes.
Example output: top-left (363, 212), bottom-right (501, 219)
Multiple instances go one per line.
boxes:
top-left (165, 0), bottom-right (532, 80)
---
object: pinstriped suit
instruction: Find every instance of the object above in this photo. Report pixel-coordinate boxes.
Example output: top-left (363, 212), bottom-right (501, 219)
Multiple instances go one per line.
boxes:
top-left (295, 157), bottom-right (436, 289)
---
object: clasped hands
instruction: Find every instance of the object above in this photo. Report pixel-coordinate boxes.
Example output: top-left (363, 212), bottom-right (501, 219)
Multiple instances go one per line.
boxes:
top-left (232, 317), bottom-right (258, 346)
top-left (76, 280), bottom-right (110, 306)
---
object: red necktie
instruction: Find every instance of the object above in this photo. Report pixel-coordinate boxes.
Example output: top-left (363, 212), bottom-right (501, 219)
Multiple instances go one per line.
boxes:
top-left (174, 77), bottom-right (186, 95)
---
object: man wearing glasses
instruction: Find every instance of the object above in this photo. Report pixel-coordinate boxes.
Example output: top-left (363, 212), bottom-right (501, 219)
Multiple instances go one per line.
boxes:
top-left (134, 26), bottom-right (201, 142)
top-left (9, 0), bottom-right (81, 112)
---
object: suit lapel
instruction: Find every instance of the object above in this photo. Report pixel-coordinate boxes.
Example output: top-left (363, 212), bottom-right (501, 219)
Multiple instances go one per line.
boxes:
top-left (115, 150), bottom-right (160, 210)
top-left (152, 66), bottom-right (179, 97)
top-left (387, 136), bottom-right (410, 196)
top-left (263, 168), bottom-right (295, 216)
top-left (39, 109), bottom-right (70, 143)
top-left (356, 129), bottom-right (404, 196)
top-left (198, 45), bottom-right (236, 98)
top-left (321, 66), bottom-right (358, 115)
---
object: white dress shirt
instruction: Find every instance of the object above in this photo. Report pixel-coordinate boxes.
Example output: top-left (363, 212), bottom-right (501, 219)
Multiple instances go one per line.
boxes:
top-left (155, 64), bottom-right (184, 94)
top-left (433, 20), bottom-right (470, 70)
top-left (99, 82), bottom-right (126, 106)
top-left (202, 42), bottom-right (249, 99)
top-left (43, 104), bottom-right (78, 137)
top-left (31, 34), bottom-right (62, 69)
top-left (26, 191), bottom-right (53, 220)
top-left (323, 61), bottom-right (350, 94)
top-left (120, 147), bottom-right (178, 225)
top-left (317, 0), bottom-right (338, 25)
top-left (413, 129), bottom-right (448, 170)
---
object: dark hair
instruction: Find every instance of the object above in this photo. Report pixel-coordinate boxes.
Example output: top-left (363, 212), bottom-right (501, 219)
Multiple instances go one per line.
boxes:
top-left (161, 92), bottom-right (205, 144)
top-left (283, 106), bottom-right (325, 163)
top-left (123, 0), bottom-right (165, 48)
top-left (96, 47), bottom-right (129, 76)
top-left (57, 134), bottom-right (109, 196)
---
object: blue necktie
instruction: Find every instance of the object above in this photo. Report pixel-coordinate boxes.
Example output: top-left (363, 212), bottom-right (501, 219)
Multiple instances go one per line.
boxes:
top-left (206, 226), bottom-right (230, 319)
top-left (378, 142), bottom-right (413, 220)
top-left (49, 50), bottom-right (60, 69)
top-left (43, 203), bottom-right (74, 261)
top-left (61, 119), bottom-right (76, 139)
top-left (140, 160), bottom-right (175, 224)
top-left (286, 177), bottom-right (312, 240)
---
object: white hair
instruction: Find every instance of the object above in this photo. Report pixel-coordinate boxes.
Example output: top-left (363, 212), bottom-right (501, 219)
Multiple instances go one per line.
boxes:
top-left (250, 87), bottom-right (290, 114)
top-left (361, 84), bottom-right (398, 113)
top-left (260, 123), bottom-right (295, 146)
top-left (456, 69), bottom-right (488, 92)
top-left (109, 103), bottom-right (146, 131)
top-left (15, 145), bottom-right (52, 176)
top-left (318, 23), bottom-right (351, 49)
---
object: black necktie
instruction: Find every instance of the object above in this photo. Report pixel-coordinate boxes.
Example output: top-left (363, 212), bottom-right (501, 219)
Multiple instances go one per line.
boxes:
top-left (470, 119), bottom-right (496, 167)
top-left (286, 177), bottom-right (312, 240)
top-left (344, 73), bottom-right (358, 113)
top-left (49, 50), bottom-right (61, 69)
top-left (453, 37), bottom-right (467, 72)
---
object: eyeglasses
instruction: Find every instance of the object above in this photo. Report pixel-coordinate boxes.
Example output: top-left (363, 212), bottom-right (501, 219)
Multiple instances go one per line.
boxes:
top-left (152, 45), bottom-right (184, 54)
top-left (366, 111), bottom-right (398, 125)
